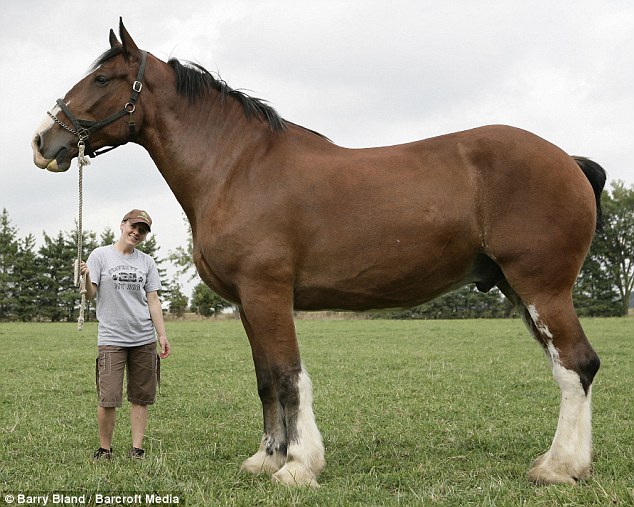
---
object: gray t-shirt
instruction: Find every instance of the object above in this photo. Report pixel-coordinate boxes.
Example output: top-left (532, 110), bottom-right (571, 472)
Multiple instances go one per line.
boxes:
top-left (87, 245), bottom-right (162, 347)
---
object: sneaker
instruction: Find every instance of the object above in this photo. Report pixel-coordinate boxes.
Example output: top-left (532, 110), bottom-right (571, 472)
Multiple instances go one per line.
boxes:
top-left (128, 447), bottom-right (145, 459)
top-left (93, 447), bottom-right (113, 460)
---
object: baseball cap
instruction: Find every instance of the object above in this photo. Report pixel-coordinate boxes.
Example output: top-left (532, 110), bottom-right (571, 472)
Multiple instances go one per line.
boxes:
top-left (122, 209), bottom-right (152, 231)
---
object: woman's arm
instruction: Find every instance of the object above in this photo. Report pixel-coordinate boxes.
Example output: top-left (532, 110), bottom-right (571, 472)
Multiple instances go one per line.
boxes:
top-left (147, 290), bottom-right (171, 358)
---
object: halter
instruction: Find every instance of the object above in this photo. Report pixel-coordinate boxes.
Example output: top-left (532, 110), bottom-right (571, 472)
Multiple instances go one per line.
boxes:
top-left (47, 50), bottom-right (148, 158)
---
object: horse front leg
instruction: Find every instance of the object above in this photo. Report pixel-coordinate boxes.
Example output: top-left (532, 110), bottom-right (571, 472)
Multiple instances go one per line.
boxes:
top-left (239, 309), bottom-right (287, 475)
top-left (238, 292), bottom-right (325, 487)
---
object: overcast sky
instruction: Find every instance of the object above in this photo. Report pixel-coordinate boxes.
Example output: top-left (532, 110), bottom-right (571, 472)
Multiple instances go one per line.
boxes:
top-left (3, 1), bottom-right (633, 295)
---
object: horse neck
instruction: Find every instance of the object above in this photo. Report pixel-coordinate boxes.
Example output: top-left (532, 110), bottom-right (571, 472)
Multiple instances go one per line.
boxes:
top-left (139, 89), bottom-right (274, 224)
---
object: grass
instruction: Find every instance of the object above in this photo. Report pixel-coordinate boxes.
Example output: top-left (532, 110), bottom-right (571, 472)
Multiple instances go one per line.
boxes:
top-left (0, 318), bottom-right (632, 506)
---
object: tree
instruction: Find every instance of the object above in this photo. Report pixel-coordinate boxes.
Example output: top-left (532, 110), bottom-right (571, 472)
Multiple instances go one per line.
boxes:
top-left (0, 209), bottom-right (19, 320)
top-left (191, 282), bottom-right (231, 317)
top-left (69, 225), bottom-right (100, 321)
top-left (574, 242), bottom-right (622, 317)
top-left (574, 181), bottom-right (634, 316)
top-left (100, 227), bottom-right (115, 246)
top-left (166, 279), bottom-right (188, 318)
top-left (167, 214), bottom-right (196, 279)
top-left (13, 234), bottom-right (40, 321)
top-left (38, 231), bottom-right (78, 322)
top-left (598, 182), bottom-right (634, 316)
top-left (375, 285), bottom-right (510, 319)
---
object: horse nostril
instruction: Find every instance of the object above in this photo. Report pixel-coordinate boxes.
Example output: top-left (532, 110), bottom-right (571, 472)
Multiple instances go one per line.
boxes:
top-left (34, 133), bottom-right (42, 151)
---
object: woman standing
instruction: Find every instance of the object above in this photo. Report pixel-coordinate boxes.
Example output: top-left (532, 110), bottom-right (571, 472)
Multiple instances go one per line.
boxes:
top-left (81, 209), bottom-right (171, 460)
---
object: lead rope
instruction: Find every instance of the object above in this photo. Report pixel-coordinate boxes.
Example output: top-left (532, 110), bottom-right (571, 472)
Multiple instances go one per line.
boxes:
top-left (74, 140), bottom-right (90, 331)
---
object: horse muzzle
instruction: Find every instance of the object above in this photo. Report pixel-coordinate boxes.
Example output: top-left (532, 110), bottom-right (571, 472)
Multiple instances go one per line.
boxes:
top-left (32, 132), bottom-right (72, 172)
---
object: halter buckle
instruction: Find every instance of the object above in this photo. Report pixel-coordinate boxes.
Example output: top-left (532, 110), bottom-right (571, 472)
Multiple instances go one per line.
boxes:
top-left (133, 81), bottom-right (143, 93)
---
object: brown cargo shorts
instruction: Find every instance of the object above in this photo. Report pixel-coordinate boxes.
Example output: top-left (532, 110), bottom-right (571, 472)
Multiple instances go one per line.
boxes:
top-left (96, 342), bottom-right (160, 407)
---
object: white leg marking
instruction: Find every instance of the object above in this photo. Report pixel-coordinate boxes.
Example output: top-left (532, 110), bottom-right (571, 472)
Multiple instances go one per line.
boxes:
top-left (529, 340), bottom-right (593, 484)
top-left (240, 434), bottom-right (285, 475)
top-left (527, 305), bottom-right (554, 339)
top-left (272, 366), bottom-right (325, 488)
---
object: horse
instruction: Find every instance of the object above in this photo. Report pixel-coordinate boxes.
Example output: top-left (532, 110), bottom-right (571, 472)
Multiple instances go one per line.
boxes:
top-left (32, 19), bottom-right (605, 487)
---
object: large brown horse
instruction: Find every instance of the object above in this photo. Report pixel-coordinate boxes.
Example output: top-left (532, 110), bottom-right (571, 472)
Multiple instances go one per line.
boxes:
top-left (33, 20), bottom-right (605, 487)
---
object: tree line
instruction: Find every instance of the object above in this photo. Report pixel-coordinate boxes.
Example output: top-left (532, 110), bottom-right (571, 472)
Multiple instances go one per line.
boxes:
top-left (0, 211), bottom-right (229, 322)
top-left (0, 181), bottom-right (631, 322)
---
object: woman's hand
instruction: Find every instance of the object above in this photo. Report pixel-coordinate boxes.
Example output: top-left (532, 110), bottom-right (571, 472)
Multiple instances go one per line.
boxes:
top-left (158, 334), bottom-right (171, 359)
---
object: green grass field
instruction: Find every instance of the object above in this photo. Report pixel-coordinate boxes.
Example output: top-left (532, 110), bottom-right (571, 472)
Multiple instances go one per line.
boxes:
top-left (0, 318), bottom-right (632, 506)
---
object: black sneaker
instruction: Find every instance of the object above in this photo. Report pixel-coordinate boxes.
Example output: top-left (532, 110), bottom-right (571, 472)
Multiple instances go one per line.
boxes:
top-left (93, 447), bottom-right (112, 460)
top-left (128, 447), bottom-right (145, 459)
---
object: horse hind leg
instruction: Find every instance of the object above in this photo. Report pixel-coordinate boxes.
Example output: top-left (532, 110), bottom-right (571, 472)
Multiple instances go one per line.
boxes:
top-left (497, 280), bottom-right (600, 484)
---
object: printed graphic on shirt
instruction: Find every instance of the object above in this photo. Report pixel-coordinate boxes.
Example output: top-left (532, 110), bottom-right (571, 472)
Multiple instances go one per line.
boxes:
top-left (108, 264), bottom-right (146, 292)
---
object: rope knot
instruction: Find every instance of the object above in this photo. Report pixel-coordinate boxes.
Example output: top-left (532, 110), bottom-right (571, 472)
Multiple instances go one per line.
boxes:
top-left (78, 141), bottom-right (91, 169)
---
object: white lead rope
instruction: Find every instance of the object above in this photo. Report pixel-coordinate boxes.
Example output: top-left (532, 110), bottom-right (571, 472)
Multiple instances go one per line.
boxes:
top-left (74, 141), bottom-right (90, 331)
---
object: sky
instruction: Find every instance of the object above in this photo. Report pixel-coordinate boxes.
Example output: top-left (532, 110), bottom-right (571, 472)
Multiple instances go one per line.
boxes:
top-left (3, 0), bottom-right (634, 298)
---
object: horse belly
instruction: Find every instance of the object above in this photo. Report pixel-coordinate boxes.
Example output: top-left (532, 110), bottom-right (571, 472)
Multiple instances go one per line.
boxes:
top-left (293, 220), bottom-right (480, 311)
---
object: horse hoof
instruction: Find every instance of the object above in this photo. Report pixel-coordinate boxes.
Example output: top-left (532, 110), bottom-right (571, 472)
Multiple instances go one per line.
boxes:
top-left (527, 453), bottom-right (588, 485)
top-left (271, 463), bottom-right (320, 488)
top-left (240, 451), bottom-right (284, 475)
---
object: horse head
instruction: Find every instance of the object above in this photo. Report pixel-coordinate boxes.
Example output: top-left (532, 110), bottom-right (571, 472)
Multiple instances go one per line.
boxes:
top-left (32, 19), bottom-right (147, 172)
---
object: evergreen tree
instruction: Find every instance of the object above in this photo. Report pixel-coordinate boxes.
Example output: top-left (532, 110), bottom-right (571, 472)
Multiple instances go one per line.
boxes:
top-left (69, 224), bottom-right (100, 321)
top-left (0, 209), bottom-right (19, 320)
top-left (38, 231), bottom-right (77, 322)
top-left (13, 234), bottom-right (40, 321)
top-left (100, 227), bottom-right (115, 246)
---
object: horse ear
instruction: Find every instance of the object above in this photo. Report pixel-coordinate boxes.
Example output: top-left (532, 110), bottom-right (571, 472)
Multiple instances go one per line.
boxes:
top-left (118, 17), bottom-right (140, 59)
top-left (109, 29), bottom-right (122, 48)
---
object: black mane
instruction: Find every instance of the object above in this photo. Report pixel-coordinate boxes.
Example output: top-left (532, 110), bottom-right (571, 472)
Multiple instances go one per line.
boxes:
top-left (168, 58), bottom-right (287, 133)
top-left (89, 48), bottom-right (329, 139)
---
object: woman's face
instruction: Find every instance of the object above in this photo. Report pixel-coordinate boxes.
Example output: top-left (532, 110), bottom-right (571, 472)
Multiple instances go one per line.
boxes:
top-left (119, 220), bottom-right (150, 247)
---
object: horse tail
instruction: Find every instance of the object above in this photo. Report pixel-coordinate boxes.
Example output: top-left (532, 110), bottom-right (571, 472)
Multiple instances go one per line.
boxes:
top-left (573, 156), bottom-right (607, 232)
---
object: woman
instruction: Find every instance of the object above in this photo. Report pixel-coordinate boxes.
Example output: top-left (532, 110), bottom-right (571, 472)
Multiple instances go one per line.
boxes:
top-left (81, 209), bottom-right (171, 460)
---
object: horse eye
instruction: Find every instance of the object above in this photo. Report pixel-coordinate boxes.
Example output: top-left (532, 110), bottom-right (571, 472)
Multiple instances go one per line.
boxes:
top-left (95, 75), bottom-right (109, 86)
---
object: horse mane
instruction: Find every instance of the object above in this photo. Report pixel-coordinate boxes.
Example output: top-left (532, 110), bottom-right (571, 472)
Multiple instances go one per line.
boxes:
top-left (89, 48), bottom-right (330, 139)
top-left (168, 59), bottom-right (288, 133)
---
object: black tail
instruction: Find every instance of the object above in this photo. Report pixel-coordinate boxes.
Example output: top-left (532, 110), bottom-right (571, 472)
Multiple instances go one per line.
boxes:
top-left (573, 156), bottom-right (607, 232)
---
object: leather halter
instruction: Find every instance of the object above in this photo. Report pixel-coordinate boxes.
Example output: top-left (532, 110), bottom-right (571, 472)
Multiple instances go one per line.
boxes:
top-left (47, 50), bottom-right (148, 158)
